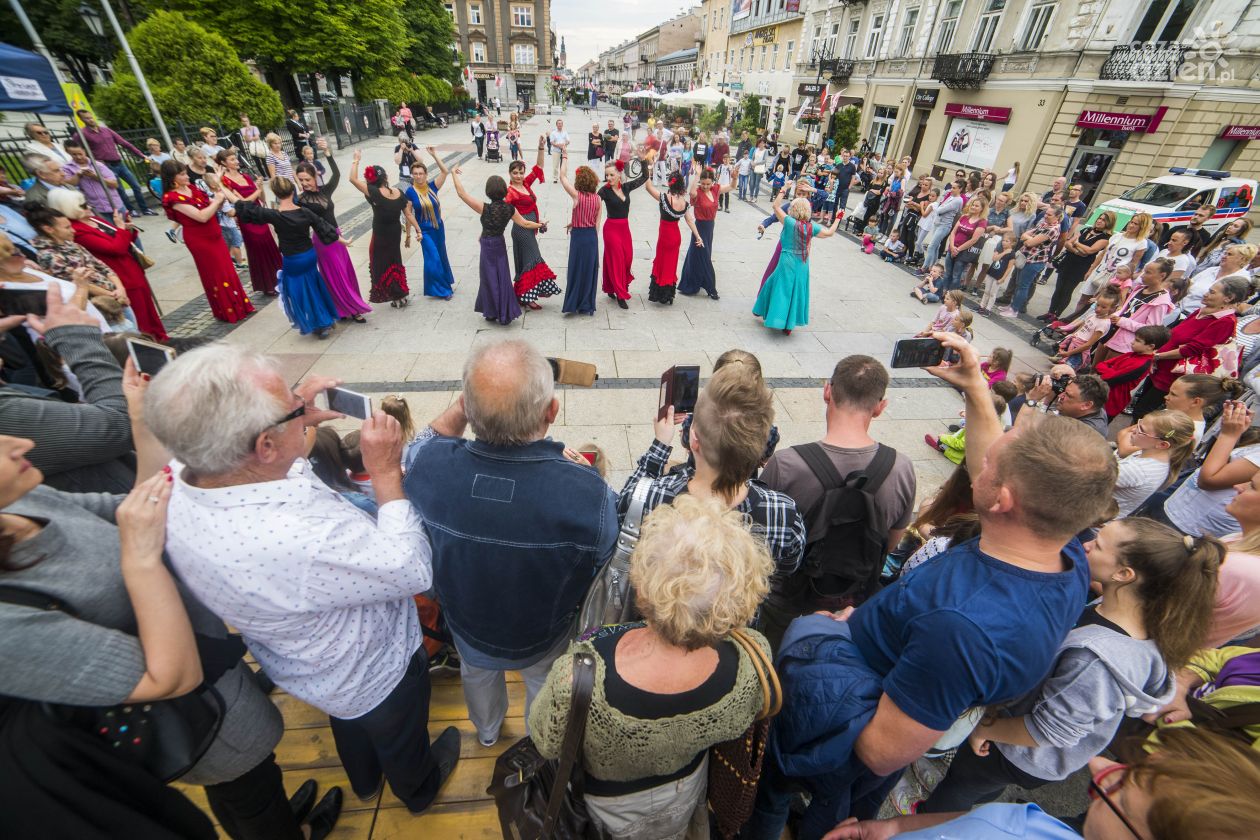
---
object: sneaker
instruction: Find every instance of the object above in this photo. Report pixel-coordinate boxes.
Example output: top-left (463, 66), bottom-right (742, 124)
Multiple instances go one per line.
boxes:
top-left (998, 306), bottom-right (1019, 318)
top-left (947, 424), bottom-right (961, 433)
top-left (478, 731), bottom-right (500, 748)
top-left (977, 307), bottom-right (990, 315)
top-left (165, 229), bottom-right (178, 244)
top-left (924, 434), bottom-right (944, 452)
top-left (428, 648), bottom-right (461, 674)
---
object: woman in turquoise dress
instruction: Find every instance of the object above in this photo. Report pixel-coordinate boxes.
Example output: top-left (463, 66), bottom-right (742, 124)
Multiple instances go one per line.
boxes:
top-left (752, 193), bottom-right (841, 334)
top-left (404, 146), bottom-right (456, 299)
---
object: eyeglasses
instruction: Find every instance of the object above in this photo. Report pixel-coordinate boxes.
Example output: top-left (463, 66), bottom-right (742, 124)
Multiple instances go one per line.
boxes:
top-left (273, 397), bottom-right (306, 426)
top-left (1088, 764), bottom-right (1148, 840)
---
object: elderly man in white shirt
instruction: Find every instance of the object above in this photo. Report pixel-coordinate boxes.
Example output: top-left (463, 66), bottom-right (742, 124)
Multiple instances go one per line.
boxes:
top-left (145, 343), bottom-right (461, 817)
top-left (22, 121), bottom-right (72, 164)
top-left (549, 118), bottom-right (570, 182)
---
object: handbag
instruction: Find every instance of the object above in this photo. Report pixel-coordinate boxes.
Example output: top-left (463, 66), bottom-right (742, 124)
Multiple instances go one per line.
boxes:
top-left (575, 478), bottom-right (650, 639)
top-left (1014, 250), bottom-right (1028, 270)
top-left (131, 243), bottom-right (156, 269)
top-left (753, 161), bottom-right (766, 175)
top-left (1172, 337), bottom-right (1241, 379)
top-left (707, 627), bottom-right (782, 840)
top-left (0, 584), bottom-right (228, 783)
top-left (247, 139), bottom-right (268, 158)
top-left (487, 652), bottom-right (598, 839)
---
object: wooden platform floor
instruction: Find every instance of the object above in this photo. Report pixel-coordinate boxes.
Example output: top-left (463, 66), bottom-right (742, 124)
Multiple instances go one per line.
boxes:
top-left (177, 668), bottom-right (519, 839)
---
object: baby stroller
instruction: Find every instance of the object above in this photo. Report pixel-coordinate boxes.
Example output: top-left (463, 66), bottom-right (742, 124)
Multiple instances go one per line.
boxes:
top-left (484, 129), bottom-right (502, 163)
top-left (1029, 320), bottom-right (1070, 351)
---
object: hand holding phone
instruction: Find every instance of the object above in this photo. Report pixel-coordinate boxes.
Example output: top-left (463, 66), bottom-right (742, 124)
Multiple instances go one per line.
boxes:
top-left (890, 338), bottom-right (945, 369)
top-left (126, 337), bottom-right (176, 377)
top-left (658, 365), bottom-right (701, 420)
top-left (325, 386), bottom-right (372, 420)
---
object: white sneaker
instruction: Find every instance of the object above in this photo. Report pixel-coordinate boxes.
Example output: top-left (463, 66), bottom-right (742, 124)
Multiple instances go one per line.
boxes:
top-left (478, 730), bottom-right (500, 748)
top-left (998, 306), bottom-right (1018, 318)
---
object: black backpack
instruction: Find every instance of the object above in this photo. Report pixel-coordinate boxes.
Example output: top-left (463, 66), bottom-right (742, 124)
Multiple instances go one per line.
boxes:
top-left (792, 443), bottom-right (896, 603)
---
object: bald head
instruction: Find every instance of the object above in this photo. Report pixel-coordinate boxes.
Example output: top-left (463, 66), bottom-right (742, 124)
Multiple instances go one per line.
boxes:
top-left (462, 340), bottom-right (556, 445)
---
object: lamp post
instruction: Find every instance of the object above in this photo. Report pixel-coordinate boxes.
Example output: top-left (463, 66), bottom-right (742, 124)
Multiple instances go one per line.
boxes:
top-left (80, 0), bottom-right (172, 148)
top-left (805, 31), bottom-right (839, 146)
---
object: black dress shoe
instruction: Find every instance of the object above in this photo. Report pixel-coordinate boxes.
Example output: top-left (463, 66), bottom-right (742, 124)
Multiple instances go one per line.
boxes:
top-left (288, 779), bottom-right (317, 824)
top-left (616, 298), bottom-right (628, 309)
top-left (306, 788), bottom-right (344, 840)
top-left (253, 669), bottom-right (276, 695)
top-left (708, 292), bottom-right (720, 301)
top-left (432, 726), bottom-right (461, 787)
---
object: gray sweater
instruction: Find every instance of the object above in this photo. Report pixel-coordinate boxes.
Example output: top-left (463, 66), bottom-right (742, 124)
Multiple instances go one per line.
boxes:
top-left (0, 485), bottom-right (282, 785)
top-left (998, 622), bottom-right (1175, 781)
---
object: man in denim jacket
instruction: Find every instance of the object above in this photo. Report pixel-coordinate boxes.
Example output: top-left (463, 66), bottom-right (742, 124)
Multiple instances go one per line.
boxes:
top-left (405, 340), bottom-right (617, 748)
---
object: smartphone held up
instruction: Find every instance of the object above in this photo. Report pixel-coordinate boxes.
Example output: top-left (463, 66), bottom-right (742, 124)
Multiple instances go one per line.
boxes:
top-left (890, 337), bottom-right (945, 369)
top-left (658, 365), bottom-right (701, 420)
top-left (324, 387), bottom-right (373, 420)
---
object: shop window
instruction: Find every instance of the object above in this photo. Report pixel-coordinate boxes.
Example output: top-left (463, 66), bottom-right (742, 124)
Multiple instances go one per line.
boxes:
top-left (865, 14), bottom-right (884, 58)
top-left (1018, 2), bottom-right (1056, 51)
top-left (1199, 137), bottom-right (1240, 171)
top-left (972, 0), bottom-right (1006, 52)
top-left (936, 0), bottom-right (963, 52)
top-left (1133, 0), bottom-right (1201, 43)
top-left (896, 7), bottom-right (920, 57)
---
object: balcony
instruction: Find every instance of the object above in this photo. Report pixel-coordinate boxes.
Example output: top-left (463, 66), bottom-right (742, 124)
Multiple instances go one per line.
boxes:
top-left (931, 52), bottom-right (995, 89)
top-left (730, 7), bottom-right (805, 36)
top-left (1099, 43), bottom-right (1186, 83)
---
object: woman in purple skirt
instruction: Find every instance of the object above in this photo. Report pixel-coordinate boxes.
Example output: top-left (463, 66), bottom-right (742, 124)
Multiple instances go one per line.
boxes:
top-left (450, 167), bottom-right (543, 325)
top-left (295, 144), bottom-right (371, 322)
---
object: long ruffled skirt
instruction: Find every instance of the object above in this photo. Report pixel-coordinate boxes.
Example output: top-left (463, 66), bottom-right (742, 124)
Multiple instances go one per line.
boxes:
top-left (312, 231), bottom-right (370, 317)
top-left (279, 248), bottom-right (337, 335)
top-left (476, 236), bottom-right (522, 325)
top-left (511, 212), bottom-right (560, 303)
top-left (562, 226), bottom-right (599, 314)
top-left (649, 219), bottom-right (682, 305)
top-left (420, 224), bottom-right (456, 298)
top-left (678, 219), bottom-right (716, 296)
top-left (601, 218), bottom-right (634, 300)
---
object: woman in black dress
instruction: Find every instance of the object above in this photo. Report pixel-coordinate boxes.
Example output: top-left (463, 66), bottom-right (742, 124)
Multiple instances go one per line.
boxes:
top-left (349, 149), bottom-right (421, 307)
top-left (1040, 211), bottom-right (1115, 320)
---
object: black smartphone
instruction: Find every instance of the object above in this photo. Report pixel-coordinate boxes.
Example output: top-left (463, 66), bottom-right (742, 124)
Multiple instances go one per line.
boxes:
top-left (325, 386), bottom-right (372, 420)
top-left (658, 365), bottom-right (701, 419)
top-left (890, 338), bottom-right (946, 369)
top-left (0, 287), bottom-right (48, 318)
top-left (126, 337), bottom-right (175, 376)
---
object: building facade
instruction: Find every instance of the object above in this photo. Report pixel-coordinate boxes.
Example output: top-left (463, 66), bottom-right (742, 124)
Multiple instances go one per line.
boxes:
top-left (596, 9), bottom-right (702, 91)
top-left (446, 0), bottom-right (555, 106)
top-left (789, 0), bottom-right (1260, 213)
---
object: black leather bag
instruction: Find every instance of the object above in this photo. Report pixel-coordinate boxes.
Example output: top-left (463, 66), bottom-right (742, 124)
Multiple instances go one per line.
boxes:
top-left (0, 584), bottom-right (229, 783)
top-left (487, 652), bottom-right (598, 839)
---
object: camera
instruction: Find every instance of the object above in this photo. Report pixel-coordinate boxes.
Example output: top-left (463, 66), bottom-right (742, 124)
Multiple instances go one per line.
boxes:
top-left (1038, 373), bottom-right (1073, 398)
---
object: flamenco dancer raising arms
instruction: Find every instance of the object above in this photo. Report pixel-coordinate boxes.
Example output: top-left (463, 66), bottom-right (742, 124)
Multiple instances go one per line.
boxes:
top-left (677, 168), bottom-right (735, 300)
top-left (349, 150), bottom-right (422, 308)
top-left (505, 137), bottom-right (560, 310)
top-left (450, 167), bottom-right (545, 326)
top-left (405, 146), bottom-right (457, 300)
top-left (294, 143), bottom-right (371, 323)
top-left (756, 179), bottom-right (822, 292)
top-left (598, 155), bottom-right (649, 310)
top-left (753, 189), bottom-right (841, 335)
top-left (558, 160), bottom-right (603, 316)
top-left (643, 171), bottom-right (703, 305)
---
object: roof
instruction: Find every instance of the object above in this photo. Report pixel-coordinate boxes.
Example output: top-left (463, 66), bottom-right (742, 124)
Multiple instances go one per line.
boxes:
top-left (657, 47), bottom-right (698, 65)
top-left (1145, 173), bottom-right (1257, 190)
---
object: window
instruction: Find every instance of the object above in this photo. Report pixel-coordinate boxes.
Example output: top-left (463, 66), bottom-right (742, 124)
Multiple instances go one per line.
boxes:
top-left (972, 0), bottom-right (1005, 51)
top-left (785, 39), bottom-right (794, 68)
top-left (896, 7), bottom-right (920, 57)
top-left (513, 44), bottom-right (535, 65)
top-left (936, 0), bottom-right (962, 51)
top-left (844, 19), bottom-right (859, 58)
top-left (772, 42), bottom-right (779, 69)
top-left (760, 45), bottom-right (767, 70)
top-left (443, 2), bottom-right (454, 18)
top-left (469, 3), bottom-right (482, 24)
top-left (865, 14), bottom-right (884, 58)
top-left (1019, 1), bottom-right (1056, 51)
top-left (1134, 0), bottom-right (1199, 43)
top-left (471, 41), bottom-right (486, 62)
top-left (511, 5), bottom-right (532, 26)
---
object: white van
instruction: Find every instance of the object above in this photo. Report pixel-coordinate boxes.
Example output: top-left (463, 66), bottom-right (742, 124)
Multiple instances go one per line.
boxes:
top-left (1085, 168), bottom-right (1256, 236)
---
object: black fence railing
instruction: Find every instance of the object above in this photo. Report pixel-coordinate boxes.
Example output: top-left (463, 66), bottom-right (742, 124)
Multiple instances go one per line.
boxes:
top-left (931, 52), bottom-right (995, 89)
top-left (1099, 43), bottom-right (1186, 82)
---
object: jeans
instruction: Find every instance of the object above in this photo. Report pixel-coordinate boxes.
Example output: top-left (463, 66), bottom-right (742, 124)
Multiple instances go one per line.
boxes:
top-left (107, 160), bottom-right (149, 213)
top-left (836, 188), bottom-right (850, 216)
top-left (745, 756), bottom-right (902, 840)
top-left (719, 191), bottom-right (730, 211)
top-left (919, 742), bottom-right (1047, 813)
top-left (749, 171), bottom-right (763, 197)
top-left (737, 173), bottom-right (748, 199)
top-left (940, 251), bottom-right (972, 293)
top-left (1011, 260), bottom-right (1046, 314)
top-left (328, 648), bottom-right (442, 813)
top-left (474, 136), bottom-right (484, 158)
top-left (204, 754), bottom-right (303, 840)
top-left (453, 632), bottom-right (567, 743)
top-left (924, 226), bottom-right (950, 269)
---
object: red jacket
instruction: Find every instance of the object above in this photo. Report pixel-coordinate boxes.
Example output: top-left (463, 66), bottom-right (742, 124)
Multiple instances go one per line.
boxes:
top-left (71, 217), bottom-right (167, 341)
top-left (1151, 308), bottom-right (1237, 391)
top-left (1096, 351), bottom-right (1154, 418)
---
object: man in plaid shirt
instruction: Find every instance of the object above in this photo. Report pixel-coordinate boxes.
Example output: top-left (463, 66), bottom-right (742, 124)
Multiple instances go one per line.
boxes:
top-left (1004, 206), bottom-right (1062, 317)
top-left (616, 367), bottom-right (806, 588)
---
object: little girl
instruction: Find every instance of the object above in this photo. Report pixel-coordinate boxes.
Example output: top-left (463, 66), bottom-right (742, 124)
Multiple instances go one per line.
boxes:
top-left (919, 288), bottom-right (964, 333)
top-left (203, 171), bottom-right (244, 268)
top-left (769, 163), bottom-right (787, 196)
top-left (911, 263), bottom-right (945, 304)
top-left (979, 232), bottom-right (1017, 315)
top-left (981, 347), bottom-right (1012, 386)
top-left (1164, 373), bottom-right (1247, 444)
top-left (1055, 286), bottom-right (1122, 368)
top-left (952, 309), bottom-right (974, 342)
top-left (1112, 409), bottom-right (1197, 517)
top-left (920, 518), bottom-right (1223, 813)
top-left (1110, 263), bottom-right (1135, 297)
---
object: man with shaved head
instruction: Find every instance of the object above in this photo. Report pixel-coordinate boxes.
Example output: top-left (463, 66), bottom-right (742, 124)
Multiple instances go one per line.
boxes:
top-left (405, 339), bottom-right (617, 748)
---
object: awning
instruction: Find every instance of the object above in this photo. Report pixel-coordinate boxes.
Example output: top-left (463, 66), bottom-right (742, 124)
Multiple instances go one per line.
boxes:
top-left (0, 43), bottom-right (71, 115)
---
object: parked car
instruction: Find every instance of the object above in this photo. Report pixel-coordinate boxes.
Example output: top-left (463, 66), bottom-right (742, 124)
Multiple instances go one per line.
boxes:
top-left (1086, 168), bottom-right (1256, 236)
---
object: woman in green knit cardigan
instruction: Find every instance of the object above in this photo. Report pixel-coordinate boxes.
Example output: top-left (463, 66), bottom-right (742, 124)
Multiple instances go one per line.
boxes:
top-left (528, 494), bottom-right (774, 840)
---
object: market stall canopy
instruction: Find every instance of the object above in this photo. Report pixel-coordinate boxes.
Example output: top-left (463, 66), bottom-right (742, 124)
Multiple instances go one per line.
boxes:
top-left (0, 43), bottom-right (71, 115)
top-left (659, 86), bottom-right (736, 107)
top-left (621, 90), bottom-right (663, 100)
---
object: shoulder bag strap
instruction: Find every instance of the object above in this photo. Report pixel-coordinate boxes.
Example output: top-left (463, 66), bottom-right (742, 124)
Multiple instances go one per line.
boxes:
top-left (729, 628), bottom-right (782, 720)
top-left (542, 652), bottom-right (597, 834)
top-left (842, 443), bottom-right (897, 494)
top-left (792, 443), bottom-right (847, 523)
top-left (0, 584), bottom-right (76, 615)
top-left (622, 477), bottom-right (653, 541)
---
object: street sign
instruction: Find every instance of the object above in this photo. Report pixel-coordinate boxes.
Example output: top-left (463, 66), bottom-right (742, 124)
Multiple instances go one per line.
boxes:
top-left (798, 82), bottom-right (825, 96)
top-left (912, 89), bottom-right (938, 109)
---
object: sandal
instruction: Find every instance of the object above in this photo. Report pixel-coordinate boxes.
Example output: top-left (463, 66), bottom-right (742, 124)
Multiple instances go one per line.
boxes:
top-left (351, 314), bottom-right (367, 323)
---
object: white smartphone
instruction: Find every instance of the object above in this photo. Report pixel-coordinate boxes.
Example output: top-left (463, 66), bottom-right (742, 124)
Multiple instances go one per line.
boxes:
top-left (325, 387), bottom-right (372, 420)
top-left (126, 337), bottom-right (175, 376)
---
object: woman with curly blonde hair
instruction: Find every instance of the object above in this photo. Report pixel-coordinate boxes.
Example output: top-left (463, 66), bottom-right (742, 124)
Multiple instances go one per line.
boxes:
top-left (529, 494), bottom-right (774, 840)
top-left (559, 162), bottom-right (603, 314)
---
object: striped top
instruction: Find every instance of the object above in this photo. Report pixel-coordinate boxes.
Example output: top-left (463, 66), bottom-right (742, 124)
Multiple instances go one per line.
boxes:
top-left (571, 192), bottom-right (600, 228)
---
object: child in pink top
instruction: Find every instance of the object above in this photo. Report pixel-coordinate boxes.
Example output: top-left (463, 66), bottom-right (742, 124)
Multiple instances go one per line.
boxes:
top-left (1056, 287), bottom-right (1122, 368)
top-left (919, 289), bottom-right (964, 335)
top-left (981, 347), bottom-right (1012, 387)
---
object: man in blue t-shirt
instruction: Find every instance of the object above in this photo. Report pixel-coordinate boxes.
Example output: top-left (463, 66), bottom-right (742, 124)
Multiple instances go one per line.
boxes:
top-left (747, 333), bottom-right (1118, 840)
top-left (832, 150), bottom-right (860, 218)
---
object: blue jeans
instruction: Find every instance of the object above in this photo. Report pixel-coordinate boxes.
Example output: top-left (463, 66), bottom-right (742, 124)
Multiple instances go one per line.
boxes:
top-left (107, 160), bottom-right (149, 213)
top-left (924, 226), bottom-right (949, 269)
top-left (738, 173), bottom-right (748, 199)
top-left (836, 189), bottom-right (850, 215)
top-left (749, 171), bottom-right (762, 197)
top-left (940, 251), bottom-right (972, 293)
top-left (1012, 260), bottom-right (1047, 314)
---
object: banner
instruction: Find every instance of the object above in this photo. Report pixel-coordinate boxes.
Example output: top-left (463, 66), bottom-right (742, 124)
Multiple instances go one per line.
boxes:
top-left (752, 26), bottom-right (778, 45)
top-left (943, 102), bottom-right (1010, 124)
top-left (1221, 124), bottom-right (1260, 141)
top-left (731, 0), bottom-right (751, 20)
top-left (940, 117), bottom-right (1006, 170)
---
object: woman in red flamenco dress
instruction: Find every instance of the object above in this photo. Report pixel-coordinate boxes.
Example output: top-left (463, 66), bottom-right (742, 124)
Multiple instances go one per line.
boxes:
top-left (159, 160), bottom-right (254, 323)
top-left (505, 138), bottom-right (561, 309)
top-left (597, 157), bottom-right (649, 309)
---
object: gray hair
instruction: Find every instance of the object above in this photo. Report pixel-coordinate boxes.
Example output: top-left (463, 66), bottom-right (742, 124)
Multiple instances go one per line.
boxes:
top-left (45, 188), bottom-right (87, 218)
top-left (23, 154), bottom-right (55, 178)
top-left (144, 343), bottom-right (290, 476)
top-left (462, 339), bottom-right (554, 446)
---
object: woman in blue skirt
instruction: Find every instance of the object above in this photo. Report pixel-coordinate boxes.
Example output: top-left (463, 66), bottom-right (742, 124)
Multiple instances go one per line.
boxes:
top-left (558, 156), bottom-right (602, 315)
top-left (234, 176), bottom-right (342, 339)
top-left (678, 168), bottom-right (735, 300)
top-left (406, 146), bottom-right (457, 299)
top-left (752, 191), bottom-right (841, 335)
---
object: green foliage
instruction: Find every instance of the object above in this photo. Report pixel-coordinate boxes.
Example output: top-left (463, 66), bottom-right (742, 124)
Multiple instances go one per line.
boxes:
top-left (739, 94), bottom-right (762, 134)
top-left (357, 71), bottom-right (455, 107)
top-left (0, 0), bottom-right (114, 91)
top-left (92, 11), bottom-right (283, 130)
top-left (400, 0), bottom-right (459, 81)
top-left (697, 100), bottom-right (728, 134)
top-left (163, 0), bottom-right (407, 77)
top-left (830, 105), bottom-right (860, 152)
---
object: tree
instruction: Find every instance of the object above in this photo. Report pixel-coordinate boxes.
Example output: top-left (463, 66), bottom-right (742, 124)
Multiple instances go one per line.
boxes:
top-left (739, 94), bottom-right (762, 135)
top-left (0, 0), bottom-right (115, 91)
top-left (93, 11), bottom-right (283, 130)
top-left (830, 105), bottom-right (860, 152)
top-left (400, 0), bottom-right (459, 82)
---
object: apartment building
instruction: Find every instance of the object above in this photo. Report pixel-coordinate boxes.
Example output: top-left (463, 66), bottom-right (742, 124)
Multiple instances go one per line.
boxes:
top-left (447, 0), bottom-right (556, 106)
top-left (790, 0), bottom-right (1260, 208)
top-left (699, 0), bottom-right (805, 136)
top-left (596, 9), bottom-right (703, 91)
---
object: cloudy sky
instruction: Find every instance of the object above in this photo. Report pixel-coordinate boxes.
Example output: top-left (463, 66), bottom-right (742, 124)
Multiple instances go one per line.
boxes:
top-left (554, 0), bottom-right (698, 68)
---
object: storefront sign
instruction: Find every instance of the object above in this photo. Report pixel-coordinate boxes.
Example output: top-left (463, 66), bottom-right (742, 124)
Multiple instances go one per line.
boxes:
top-left (943, 102), bottom-right (1010, 124)
top-left (1221, 124), bottom-right (1260, 141)
top-left (941, 118), bottom-right (1007, 170)
top-left (912, 89), bottom-right (939, 110)
top-left (798, 82), bottom-right (825, 96)
top-left (728, 82), bottom-right (744, 91)
top-left (752, 26), bottom-right (777, 45)
top-left (1075, 107), bottom-right (1167, 134)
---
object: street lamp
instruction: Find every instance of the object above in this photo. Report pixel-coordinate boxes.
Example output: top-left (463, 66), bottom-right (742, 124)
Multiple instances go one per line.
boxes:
top-left (804, 34), bottom-right (839, 145)
top-left (78, 1), bottom-right (104, 38)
